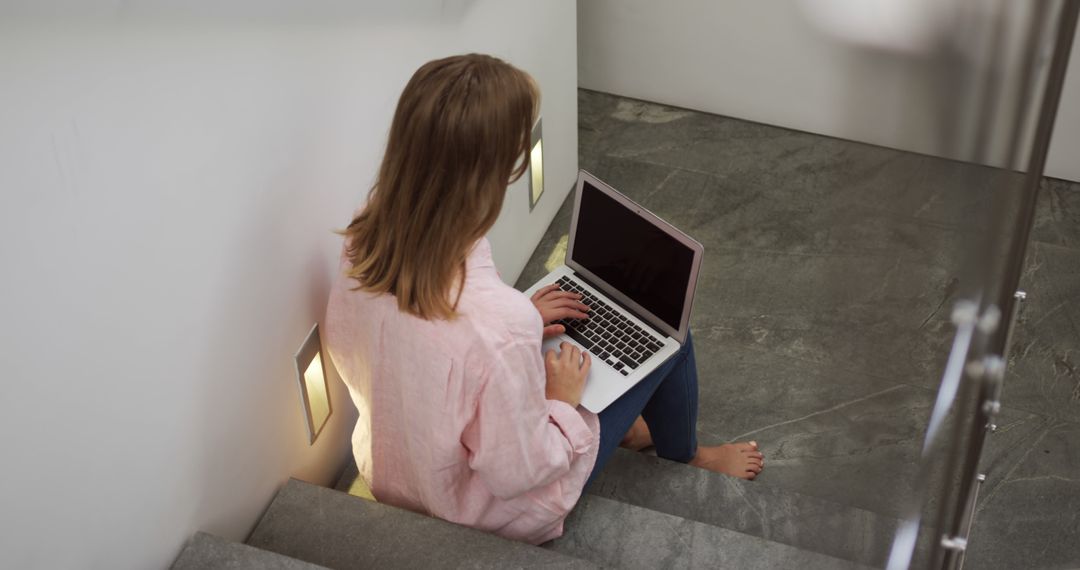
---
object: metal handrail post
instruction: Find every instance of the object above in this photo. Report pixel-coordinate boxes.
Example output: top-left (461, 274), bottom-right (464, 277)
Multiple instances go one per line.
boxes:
top-left (992, 0), bottom-right (1080, 357)
top-left (940, 354), bottom-right (1005, 569)
top-left (886, 301), bottom-right (981, 570)
top-left (929, 308), bottom-right (1000, 569)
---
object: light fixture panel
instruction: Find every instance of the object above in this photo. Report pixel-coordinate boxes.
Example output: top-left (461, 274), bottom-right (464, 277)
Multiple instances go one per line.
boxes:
top-left (294, 323), bottom-right (332, 444)
top-left (528, 117), bottom-right (544, 211)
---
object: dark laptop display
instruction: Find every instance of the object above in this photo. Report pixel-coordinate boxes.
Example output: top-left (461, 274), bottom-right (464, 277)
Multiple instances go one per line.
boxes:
top-left (572, 180), bottom-right (696, 330)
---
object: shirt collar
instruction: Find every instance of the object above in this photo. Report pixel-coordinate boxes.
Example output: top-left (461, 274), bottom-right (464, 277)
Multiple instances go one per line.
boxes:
top-left (466, 237), bottom-right (496, 270)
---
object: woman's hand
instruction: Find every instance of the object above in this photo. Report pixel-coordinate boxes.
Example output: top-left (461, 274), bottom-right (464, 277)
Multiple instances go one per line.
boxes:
top-left (530, 284), bottom-right (590, 338)
top-left (544, 342), bottom-right (591, 408)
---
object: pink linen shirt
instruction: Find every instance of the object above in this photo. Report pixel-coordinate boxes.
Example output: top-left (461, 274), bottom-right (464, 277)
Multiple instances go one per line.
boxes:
top-left (324, 237), bottom-right (601, 544)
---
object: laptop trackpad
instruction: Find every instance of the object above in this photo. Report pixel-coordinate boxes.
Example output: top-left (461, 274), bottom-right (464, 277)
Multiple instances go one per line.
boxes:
top-left (540, 335), bottom-right (638, 413)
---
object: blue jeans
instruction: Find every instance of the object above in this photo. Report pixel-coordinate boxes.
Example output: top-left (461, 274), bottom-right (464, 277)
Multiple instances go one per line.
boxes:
top-left (585, 332), bottom-right (699, 489)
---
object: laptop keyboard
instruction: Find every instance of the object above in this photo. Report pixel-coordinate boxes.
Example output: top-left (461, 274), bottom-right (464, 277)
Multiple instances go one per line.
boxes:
top-left (553, 276), bottom-right (664, 377)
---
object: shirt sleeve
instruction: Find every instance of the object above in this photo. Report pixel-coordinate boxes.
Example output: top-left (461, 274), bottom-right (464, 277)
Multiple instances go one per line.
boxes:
top-left (461, 337), bottom-right (595, 500)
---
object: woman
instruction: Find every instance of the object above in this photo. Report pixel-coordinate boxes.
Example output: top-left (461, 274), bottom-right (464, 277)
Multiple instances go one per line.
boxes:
top-left (325, 53), bottom-right (764, 545)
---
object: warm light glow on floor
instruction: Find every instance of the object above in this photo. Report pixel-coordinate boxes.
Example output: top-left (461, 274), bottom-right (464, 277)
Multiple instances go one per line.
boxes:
top-left (545, 234), bottom-right (569, 271)
top-left (347, 476), bottom-right (376, 501)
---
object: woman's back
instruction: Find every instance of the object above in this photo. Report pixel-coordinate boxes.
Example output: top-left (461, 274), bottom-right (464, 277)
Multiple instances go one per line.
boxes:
top-left (325, 237), bottom-right (600, 544)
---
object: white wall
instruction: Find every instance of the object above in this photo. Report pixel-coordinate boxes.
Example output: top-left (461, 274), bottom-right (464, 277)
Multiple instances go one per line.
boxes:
top-left (0, 2), bottom-right (577, 568)
top-left (577, 0), bottom-right (1080, 182)
top-left (1046, 27), bottom-right (1080, 182)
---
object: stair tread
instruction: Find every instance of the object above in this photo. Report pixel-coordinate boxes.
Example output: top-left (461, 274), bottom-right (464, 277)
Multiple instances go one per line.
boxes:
top-left (247, 479), bottom-right (596, 569)
top-left (172, 532), bottom-right (329, 570)
top-left (548, 494), bottom-right (874, 569)
top-left (588, 448), bottom-right (929, 566)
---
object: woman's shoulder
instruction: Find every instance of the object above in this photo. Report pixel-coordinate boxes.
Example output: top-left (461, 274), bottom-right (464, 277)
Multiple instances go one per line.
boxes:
top-left (458, 269), bottom-right (541, 348)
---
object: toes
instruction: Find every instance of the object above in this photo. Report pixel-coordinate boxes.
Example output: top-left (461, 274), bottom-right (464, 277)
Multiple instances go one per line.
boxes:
top-left (744, 450), bottom-right (764, 459)
top-left (747, 457), bottom-right (763, 467)
top-left (735, 441), bottom-right (757, 451)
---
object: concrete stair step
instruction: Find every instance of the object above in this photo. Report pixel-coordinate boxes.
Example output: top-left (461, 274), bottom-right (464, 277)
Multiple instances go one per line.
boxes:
top-left (546, 493), bottom-right (873, 569)
top-left (246, 479), bottom-right (596, 569)
top-left (335, 462), bottom-right (870, 569)
top-left (588, 448), bottom-right (928, 567)
top-left (172, 531), bottom-right (329, 570)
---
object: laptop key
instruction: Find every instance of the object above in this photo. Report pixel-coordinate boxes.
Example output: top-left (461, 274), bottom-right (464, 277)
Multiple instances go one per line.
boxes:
top-left (618, 354), bottom-right (636, 369)
top-left (564, 328), bottom-right (594, 350)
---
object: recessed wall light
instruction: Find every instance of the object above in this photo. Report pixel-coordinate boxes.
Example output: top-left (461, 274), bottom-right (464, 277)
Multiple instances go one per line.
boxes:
top-left (294, 323), bottom-right (331, 445)
top-left (528, 117), bottom-right (544, 211)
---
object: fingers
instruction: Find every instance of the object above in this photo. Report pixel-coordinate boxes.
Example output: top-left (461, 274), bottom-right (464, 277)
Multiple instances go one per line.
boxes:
top-left (546, 296), bottom-right (590, 312)
top-left (539, 296), bottom-right (590, 314)
top-left (556, 341), bottom-right (592, 367)
top-left (542, 324), bottom-right (565, 338)
top-left (531, 283), bottom-right (561, 301)
top-left (559, 342), bottom-right (581, 362)
top-left (548, 307), bottom-right (589, 321)
top-left (545, 349), bottom-right (558, 364)
top-left (556, 341), bottom-right (591, 371)
top-left (536, 289), bottom-right (589, 309)
top-left (544, 290), bottom-right (584, 301)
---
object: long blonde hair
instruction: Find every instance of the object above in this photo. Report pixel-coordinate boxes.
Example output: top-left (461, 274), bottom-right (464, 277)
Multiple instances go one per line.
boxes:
top-left (342, 54), bottom-right (538, 320)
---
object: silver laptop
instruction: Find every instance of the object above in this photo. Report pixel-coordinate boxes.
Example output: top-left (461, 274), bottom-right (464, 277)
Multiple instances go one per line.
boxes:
top-left (524, 170), bottom-right (704, 413)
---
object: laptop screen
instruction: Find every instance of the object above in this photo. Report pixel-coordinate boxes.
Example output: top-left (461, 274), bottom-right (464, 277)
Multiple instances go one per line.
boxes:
top-left (572, 180), bottom-right (697, 331)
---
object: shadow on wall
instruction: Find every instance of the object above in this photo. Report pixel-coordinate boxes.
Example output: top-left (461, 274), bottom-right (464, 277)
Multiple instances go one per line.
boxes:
top-left (192, 177), bottom-right (359, 538)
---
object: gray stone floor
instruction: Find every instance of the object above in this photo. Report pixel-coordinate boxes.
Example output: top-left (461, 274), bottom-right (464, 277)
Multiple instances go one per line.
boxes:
top-left (515, 90), bottom-right (1080, 569)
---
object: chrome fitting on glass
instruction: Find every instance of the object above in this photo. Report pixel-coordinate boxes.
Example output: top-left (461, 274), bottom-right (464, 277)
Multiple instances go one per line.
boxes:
top-left (941, 536), bottom-right (968, 551)
top-left (952, 301), bottom-right (979, 326)
top-left (983, 356), bottom-right (1006, 381)
top-left (977, 305), bottom-right (1002, 334)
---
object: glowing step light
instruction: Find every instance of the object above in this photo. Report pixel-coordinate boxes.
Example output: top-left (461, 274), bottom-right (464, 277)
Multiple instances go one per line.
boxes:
top-left (528, 117), bottom-right (544, 210)
top-left (294, 323), bottom-right (331, 444)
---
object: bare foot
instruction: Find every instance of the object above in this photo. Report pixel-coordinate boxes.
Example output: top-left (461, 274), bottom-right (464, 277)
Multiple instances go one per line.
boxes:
top-left (620, 416), bottom-right (653, 451)
top-left (690, 441), bottom-right (764, 480)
